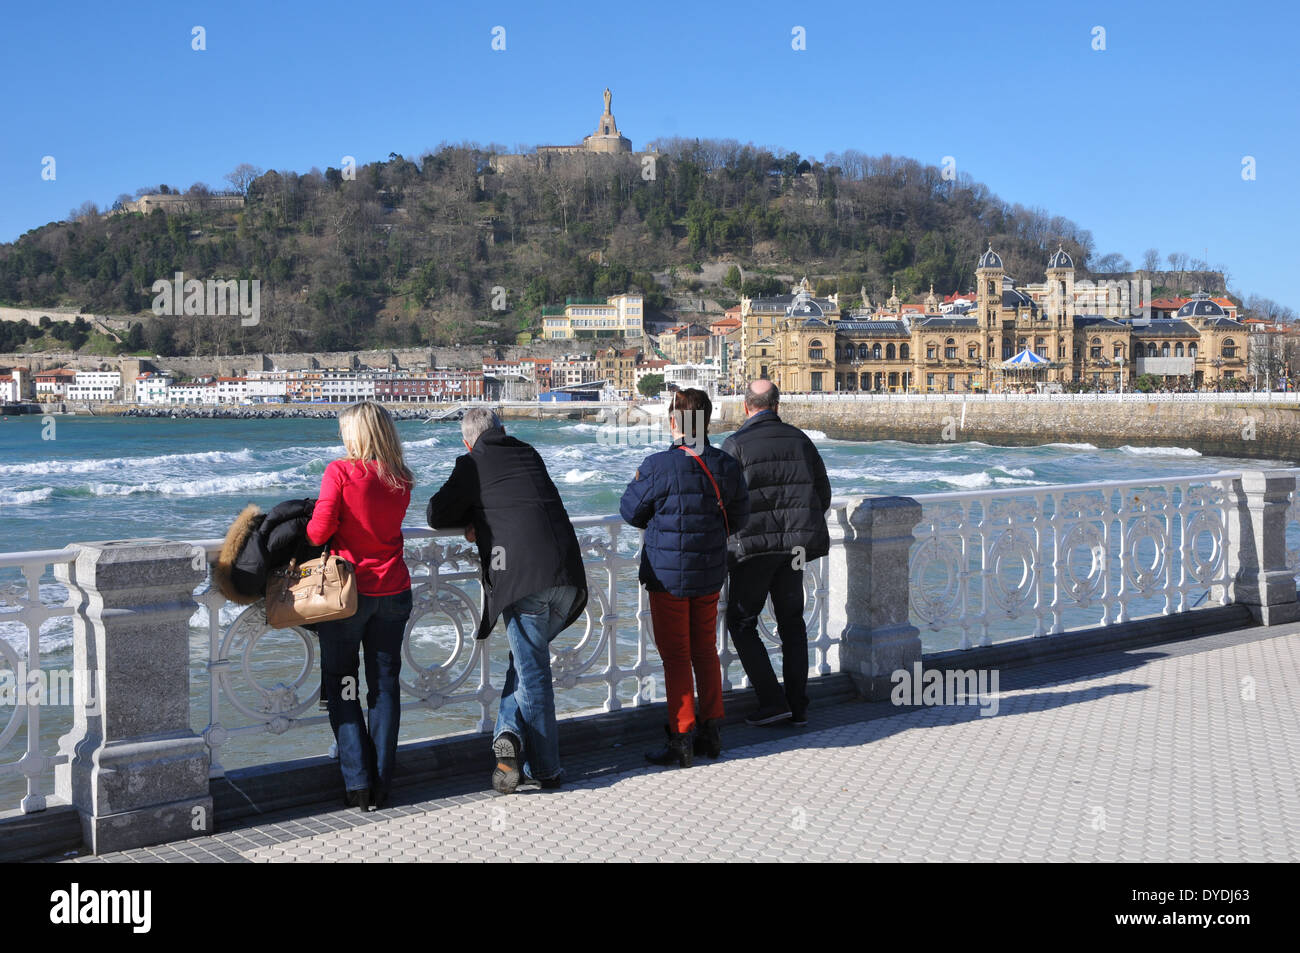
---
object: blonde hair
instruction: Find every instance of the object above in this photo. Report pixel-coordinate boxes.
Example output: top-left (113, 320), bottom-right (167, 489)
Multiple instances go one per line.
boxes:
top-left (337, 401), bottom-right (415, 492)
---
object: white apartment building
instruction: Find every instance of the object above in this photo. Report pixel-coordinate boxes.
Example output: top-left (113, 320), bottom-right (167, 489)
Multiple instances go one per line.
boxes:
top-left (135, 372), bottom-right (174, 405)
top-left (168, 382), bottom-right (219, 405)
top-left (320, 370), bottom-right (376, 402)
top-left (664, 361), bottom-right (722, 396)
top-left (0, 376), bottom-right (19, 403)
top-left (550, 355), bottom-right (598, 387)
top-left (66, 370), bottom-right (122, 402)
top-left (215, 377), bottom-right (251, 403)
top-left (246, 371), bottom-right (288, 402)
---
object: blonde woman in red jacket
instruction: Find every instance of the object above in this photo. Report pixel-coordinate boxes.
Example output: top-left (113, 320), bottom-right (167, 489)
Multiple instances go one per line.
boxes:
top-left (306, 401), bottom-right (414, 812)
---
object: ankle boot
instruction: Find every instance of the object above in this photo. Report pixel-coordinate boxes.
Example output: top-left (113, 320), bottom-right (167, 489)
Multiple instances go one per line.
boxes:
top-left (645, 724), bottom-right (695, 768)
top-left (693, 718), bottom-right (722, 758)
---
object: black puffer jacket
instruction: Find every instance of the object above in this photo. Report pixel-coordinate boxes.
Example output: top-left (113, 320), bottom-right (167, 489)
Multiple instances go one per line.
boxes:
top-left (720, 410), bottom-right (831, 563)
top-left (215, 498), bottom-right (320, 603)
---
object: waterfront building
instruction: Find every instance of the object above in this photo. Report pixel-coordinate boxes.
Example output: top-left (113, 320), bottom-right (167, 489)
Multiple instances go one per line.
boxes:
top-left (740, 277), bottom-right (841, 387)
top-left (66, 370), bottom-right (122, 403)
top-left (0, 365), bottom-right (33, 401)
top-left (167, 381), bottom-right (219, 405)
top-left (541, 292), bottom-right (644, 339)
top-left (319, 369), bottom-right (375, 403)
top-left (425, 367), bottom-right (484, 400)
top-left (34, 368), bottom-right (78, 400)
top-left (664, 360), bottom-right (723, 396)
top-left (595, 346), bottom-right (645, 397)
top-left (246, 370), bottom-right (289, 403)
top-left (550, 354), bottom-right (599, 388)
top-left (753, 248), bottom-right (1254, 393)
top-left (134, 372), bottom-right (173, 405)
top-left (0, 375), bottom-right (18, 403)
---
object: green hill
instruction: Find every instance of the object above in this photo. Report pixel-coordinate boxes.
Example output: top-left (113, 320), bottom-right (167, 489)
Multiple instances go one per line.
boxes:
top-left (0, 140), bottom-right (1227, 356)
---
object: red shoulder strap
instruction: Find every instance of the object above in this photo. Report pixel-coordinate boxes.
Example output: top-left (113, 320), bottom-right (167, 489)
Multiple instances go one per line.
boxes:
top-left (679, 445), bottom-right (730, 537)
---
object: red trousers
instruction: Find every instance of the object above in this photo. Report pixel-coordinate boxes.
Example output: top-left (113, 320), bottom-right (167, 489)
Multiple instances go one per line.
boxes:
top-left (648, 590), bottom-right (724, 734)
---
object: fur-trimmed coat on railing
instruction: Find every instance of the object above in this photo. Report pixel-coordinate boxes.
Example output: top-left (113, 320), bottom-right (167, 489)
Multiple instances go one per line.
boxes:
top-left (213, 498), bottom-right (320, 604)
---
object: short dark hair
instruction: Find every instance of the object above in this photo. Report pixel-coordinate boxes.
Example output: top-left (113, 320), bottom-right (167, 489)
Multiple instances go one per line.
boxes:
top-left (744, 380), bottom-right (780, 412)
top-left (670, 387), bottom-right (711, 439)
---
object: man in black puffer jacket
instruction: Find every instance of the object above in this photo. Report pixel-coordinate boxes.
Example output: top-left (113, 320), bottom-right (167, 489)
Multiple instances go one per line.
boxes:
top-left (721, 379), bottom-right (831, 727)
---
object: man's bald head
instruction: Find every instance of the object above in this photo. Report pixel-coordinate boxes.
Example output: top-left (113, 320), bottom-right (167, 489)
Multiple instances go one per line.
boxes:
top-left (744, 379), bottom-right (780, 414)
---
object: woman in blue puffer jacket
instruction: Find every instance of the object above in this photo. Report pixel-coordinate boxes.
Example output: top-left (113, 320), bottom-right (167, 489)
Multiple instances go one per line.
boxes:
top-left (620, 388), bottom-right (749, 767)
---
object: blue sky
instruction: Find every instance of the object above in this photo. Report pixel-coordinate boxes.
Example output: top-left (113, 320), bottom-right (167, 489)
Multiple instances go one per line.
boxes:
top-left (2, 0), bottom-right (1296, 307)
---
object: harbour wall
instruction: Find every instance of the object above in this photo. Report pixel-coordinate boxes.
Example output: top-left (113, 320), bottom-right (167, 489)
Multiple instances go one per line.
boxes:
top-left (715, 399), bottom-right (1300, 464)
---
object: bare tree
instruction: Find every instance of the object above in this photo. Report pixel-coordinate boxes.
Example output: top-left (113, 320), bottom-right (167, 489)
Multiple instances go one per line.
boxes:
top-left (1142, 248), bottom-right (1160, 271)
top-left (68, 200), bottom-right (99, 221)
top-left (224, 163), bottom-right (264, 195)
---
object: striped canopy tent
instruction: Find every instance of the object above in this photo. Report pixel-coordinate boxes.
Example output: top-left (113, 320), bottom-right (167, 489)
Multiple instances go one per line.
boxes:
top-left (1001, 348), bottom-right (1051, 370)
top-left (998, 347), bottom-right (1055, 391)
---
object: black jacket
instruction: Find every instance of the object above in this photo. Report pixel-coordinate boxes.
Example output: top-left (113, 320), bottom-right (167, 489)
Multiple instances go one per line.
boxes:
top-left (720, 410), bottom-right (831, 563)
top-left (426, 426), bottom-right (588, 640)
top-left (215, 498), bottom-right (319, 604)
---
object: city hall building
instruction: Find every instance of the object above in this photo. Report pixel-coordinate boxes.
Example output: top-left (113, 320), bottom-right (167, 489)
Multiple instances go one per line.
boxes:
top-left (737, 247), bottom-right (1249, 393)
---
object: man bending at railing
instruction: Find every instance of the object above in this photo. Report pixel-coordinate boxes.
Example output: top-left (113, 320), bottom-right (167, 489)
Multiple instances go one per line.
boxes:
top-left (426, 407), bottom-right (588, 794)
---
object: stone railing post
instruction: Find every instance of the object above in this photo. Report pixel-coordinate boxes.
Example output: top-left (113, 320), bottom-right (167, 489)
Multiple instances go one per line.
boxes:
top-left (1229, 471), bottom-right (1300, 625)
top-left (823, 505), bottom-right (852, 673)
top-left (53, 539), bottom-right (212, 854)
top-left (837, 496), bottom-right (923, 700)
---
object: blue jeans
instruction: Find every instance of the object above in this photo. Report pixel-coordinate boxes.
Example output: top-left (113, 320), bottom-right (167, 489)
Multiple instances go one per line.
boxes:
top-left (316, 588), bottom-right (412, 795)
top-left (495, 585), bottom-right (583, 782)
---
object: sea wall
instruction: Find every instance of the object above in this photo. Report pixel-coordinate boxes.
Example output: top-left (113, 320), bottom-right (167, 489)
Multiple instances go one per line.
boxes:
top-left (715, 399), bottom-right (1300, 464)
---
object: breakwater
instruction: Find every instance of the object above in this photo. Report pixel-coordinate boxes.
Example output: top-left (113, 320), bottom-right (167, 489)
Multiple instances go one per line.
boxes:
top-left (716, 397), bottom-right (1300, 463)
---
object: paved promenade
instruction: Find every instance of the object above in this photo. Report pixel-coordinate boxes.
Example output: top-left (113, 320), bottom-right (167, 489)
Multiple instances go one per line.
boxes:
top-left (51, 624), bottom-right (1300, 863)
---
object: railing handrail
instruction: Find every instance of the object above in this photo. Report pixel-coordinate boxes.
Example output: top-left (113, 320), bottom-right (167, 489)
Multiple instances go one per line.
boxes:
top-left (907, 469), bottom-right (1248, 506)
top-left (0, 547), bottom-right (79, 570)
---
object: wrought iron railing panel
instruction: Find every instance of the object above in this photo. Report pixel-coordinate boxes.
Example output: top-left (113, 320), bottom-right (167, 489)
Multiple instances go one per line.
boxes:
top-left (908, 473), bottom-right (1240, 650)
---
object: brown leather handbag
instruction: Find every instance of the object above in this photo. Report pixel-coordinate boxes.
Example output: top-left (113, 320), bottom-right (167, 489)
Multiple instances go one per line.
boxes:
top-left (265, 548), bottom-right (358, 629)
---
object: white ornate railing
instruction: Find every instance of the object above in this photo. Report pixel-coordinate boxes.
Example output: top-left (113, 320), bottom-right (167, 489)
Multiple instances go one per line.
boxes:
top-left (190, 513), bottom-right (841, 777)
top-left (9, 470), bottom-right (1300, 813)
top-left (908, 472), bottom-right (1243, 649)
top-left (0, 547), bottom-right (77, 813)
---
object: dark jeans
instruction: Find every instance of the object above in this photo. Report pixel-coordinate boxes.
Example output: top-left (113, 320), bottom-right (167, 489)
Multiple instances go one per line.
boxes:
top-left (726, 554), bottom-right (808, 715)
top-left (316, 588), bottom-right (412, 795)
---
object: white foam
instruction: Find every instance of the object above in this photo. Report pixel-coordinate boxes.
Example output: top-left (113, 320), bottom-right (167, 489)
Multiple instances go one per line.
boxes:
top-left (941, 472), bottom-right (995, 489)
top-left (994, 466), bottom-right (1036, 478)
top-left (1120, 445), bottom-right (1201, 457)
top-left (0, 487), bottom-right (54, 506)
top-left (563, 469), bottom-right (602, 484)
top-left (0, 447), bottom-right (258, 477)
top-left (1046, 442), bottom-right (1098, 451)
top-left (993, 477), bottom-right (1049, 486)
top-left (87, 465), bottom-right (316, 498)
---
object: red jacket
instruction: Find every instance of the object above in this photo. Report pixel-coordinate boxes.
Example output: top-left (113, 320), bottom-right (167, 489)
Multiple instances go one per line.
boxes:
top-left (306, 459), bottom-right (411, 596)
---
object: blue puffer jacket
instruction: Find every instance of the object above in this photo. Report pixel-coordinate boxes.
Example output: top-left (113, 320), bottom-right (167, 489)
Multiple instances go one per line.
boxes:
top-left (620, 438), bottom-right (750, 598)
